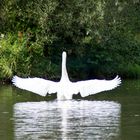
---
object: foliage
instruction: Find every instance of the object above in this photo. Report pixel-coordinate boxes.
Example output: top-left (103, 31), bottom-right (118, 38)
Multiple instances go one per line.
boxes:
top-left (0, 33), bottom-right (30, 78)
top-left (119, 64), bottom-right (140, 79)
top-left (0, 33), bottom-right (59, 80)
top-left (0, 0), bottom-right (140, 80)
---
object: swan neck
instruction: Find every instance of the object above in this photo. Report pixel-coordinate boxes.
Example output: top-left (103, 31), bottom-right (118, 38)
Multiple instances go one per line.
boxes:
top-left (61, 52), bottom-right (69, 81)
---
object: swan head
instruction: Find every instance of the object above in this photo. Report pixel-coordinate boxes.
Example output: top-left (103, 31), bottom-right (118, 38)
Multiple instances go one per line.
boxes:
top-left (62, 51), bottom-right (67, 58)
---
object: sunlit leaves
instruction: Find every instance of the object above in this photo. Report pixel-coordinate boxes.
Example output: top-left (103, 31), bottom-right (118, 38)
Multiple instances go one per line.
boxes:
top-left (0, 0), bottom-right (140, 79)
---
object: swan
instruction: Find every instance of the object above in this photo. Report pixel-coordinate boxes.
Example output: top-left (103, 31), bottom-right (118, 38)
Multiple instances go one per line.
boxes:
top-left (12, 51), bottom-right (121, 100)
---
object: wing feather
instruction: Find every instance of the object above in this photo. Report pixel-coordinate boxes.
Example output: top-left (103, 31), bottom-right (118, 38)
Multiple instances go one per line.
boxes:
top-left (74, 76), bottom-right (121, 97)
top-left (12, 76), bottom-right (58, 96)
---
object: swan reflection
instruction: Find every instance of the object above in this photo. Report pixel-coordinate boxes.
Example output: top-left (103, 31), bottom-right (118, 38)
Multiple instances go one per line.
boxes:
top-left (14, 100), bottom-right (121, 140)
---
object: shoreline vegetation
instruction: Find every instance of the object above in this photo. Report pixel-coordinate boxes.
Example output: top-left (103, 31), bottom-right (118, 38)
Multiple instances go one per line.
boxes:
top-left (0, 0), bottom-right (140, 83)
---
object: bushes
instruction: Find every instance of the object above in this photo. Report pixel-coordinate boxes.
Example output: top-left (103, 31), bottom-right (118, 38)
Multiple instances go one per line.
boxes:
top-left (0, 33), bottom-right (30, 78)
top-left (0, 32), bottom-right (61, 80)
top-left (119, 64), bottom-right (140, 79)
top-left (0, 0), bottom-right (140, 80)
top-left (0, 31), bottom-right (140, 80)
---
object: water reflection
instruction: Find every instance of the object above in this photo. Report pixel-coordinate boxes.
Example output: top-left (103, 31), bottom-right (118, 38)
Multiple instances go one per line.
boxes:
top-left (0, 85), bottom-right (14, 140)
top-left (14, 100), bottom-right (121, 140)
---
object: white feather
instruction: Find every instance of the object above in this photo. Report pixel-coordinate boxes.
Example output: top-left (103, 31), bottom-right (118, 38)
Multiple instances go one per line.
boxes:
top-left (12, 76), bottom-right (58, 96)
top-left (73, 75), bottom-right (121, 97)
top-left (12, 52), bottom-right (121, 99)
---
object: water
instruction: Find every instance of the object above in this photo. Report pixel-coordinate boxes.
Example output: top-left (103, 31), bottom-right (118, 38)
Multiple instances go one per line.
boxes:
top-left (0, 80), bottom-right (140, 140)
top-left (14, 101), bottom-right (121, 140)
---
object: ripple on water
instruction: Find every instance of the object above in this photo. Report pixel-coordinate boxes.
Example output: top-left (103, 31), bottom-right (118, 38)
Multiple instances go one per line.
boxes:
top-left (14, 100), bottom-right (121, 140)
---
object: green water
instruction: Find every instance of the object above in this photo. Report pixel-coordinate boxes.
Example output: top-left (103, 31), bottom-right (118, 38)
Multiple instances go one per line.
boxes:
top-left (0, 80), bottom-right (140, 140)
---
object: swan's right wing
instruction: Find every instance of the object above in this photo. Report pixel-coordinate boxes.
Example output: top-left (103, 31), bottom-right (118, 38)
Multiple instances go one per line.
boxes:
top-left (12, 76), bottom-right (58, 96)
top-left (74, 76), bottom-right (121, 97)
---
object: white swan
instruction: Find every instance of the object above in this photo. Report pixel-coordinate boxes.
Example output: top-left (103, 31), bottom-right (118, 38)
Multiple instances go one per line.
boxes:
top-left (12, 51), bottom-right (121, 100)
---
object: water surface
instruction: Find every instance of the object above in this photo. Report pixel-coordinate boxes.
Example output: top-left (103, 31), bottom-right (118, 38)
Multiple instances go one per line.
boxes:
top-left (0, 80), bottom-right (140, 140)
top-left (14, 100), bottom-right (120, 140)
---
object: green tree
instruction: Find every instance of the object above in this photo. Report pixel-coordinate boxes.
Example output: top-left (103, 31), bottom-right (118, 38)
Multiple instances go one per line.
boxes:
top-left (0, 0), bottom-right (140, 80)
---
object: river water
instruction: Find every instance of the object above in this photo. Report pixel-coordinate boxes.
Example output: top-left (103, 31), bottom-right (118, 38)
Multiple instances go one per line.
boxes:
top-left (0, 80), bottom-right (140, 140)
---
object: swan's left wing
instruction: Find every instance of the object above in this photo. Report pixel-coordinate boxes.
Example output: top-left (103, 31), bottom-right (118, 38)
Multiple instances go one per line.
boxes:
top-left (12, 76), bottom-right (58, 96)
top-left (73, 76), bottom-right (121, 97)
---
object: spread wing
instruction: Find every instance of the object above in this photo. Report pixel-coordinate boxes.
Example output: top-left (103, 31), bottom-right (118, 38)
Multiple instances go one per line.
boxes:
top-left (73, 76), bottom-right (121, 97)
top-left (12, 76), bottom-right (58, 96)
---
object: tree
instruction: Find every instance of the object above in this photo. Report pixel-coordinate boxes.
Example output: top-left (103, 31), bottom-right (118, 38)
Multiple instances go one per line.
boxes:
top-left (0, 0), bottom-right (140, 80)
